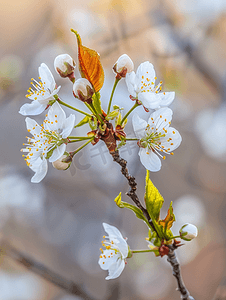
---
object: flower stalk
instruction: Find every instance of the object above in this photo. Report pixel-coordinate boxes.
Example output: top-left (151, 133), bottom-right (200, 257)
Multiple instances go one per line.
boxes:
top-left (107, 77), bottom-right (121, 115)
top-left (121, 102), bottom-right (139, 125)
top-left (58, 99), bottom-right (92, 117)
top-left (70, 138), bottom-right (94, 158)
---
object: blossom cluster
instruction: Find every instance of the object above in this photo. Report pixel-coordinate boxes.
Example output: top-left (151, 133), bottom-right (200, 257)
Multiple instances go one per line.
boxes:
top-left (19, 31), bottom-right (197, 286)
top-left (19, 53), bottom-right (182, 181)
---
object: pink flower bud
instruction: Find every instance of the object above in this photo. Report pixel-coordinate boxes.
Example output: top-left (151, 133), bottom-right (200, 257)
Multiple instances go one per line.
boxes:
top-left (54, 54), bottom-right (75, 79)
top-left (113, 54), bottom-right (134, 78)
top-left (72, 78), bottom-right (94, 103)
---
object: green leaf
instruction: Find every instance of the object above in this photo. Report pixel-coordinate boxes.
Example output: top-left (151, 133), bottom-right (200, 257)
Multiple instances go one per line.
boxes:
top-left (145, 170), bottom-right (164, 221)
top-left (88, 117), bottom-right (97, 130)
top-left (74, 116), bottom-right (90, 128)
top-left (145, 170), bottom-right (164, 238)
top-left (114, 192), bottom-right (151, 228)
top-left (114, 192), bottom-right (123, 207)
top-left (105, 110), bottom-right (119, 121)
top-left (115, 112), bottom-right (122, 126)
top-left (92, 92), bottom-right (102, 115)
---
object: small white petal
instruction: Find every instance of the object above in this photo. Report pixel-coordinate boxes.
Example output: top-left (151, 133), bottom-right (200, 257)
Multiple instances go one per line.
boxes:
top-left (103, 223), bottom-right (124, 240)
top-left (136, 61), bottom-right (156, 83)
top-left (106, 259), bottom-right (125, 280)
top-left (98, 249), bottom-right (119, 271)
top-left (125, 71), bottom-right (137, 97)
top-left (160, 127), bottom-right (182, 151)
top-left (31, 159), bottom-right (48, 183)
top-left (139, 92), bottom-right (161, 109)
top-left (47, 102), bottom-right (66, 130)
top-left (150, 107), bottom-right (173, 131)
top-left (25, 117), bottom-right (42, 136)
top-left (61, 114), bottom-right (75, 138)
top-left (158, 92), bottom-right (175, 107)
top-left (49, 143), bottom-right (66, 163)
top-left (19, 101), bottom-right (46, 116)
top-left (132, 114), bottom-right (147, 139)
top-left (103, 223), bottom-right (128, 258)
top-left (139, 148), bottom-right (161, 172)
top-left (39, 63), bottom-right (56, 92)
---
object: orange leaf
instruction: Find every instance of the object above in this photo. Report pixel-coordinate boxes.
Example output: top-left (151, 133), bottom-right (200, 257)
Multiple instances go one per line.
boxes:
top-left (159, 202), bottom-right (175, 231)
top-left (71, 29), bottom-right (104, 92)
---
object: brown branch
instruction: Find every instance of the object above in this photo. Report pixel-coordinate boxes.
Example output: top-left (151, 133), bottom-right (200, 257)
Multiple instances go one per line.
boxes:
top-left (111, 150), bottom-right (155, 232)
top-left (167, 244), bottom-right (195, 300)
top-left (3, 242), bottom-right (96, 300)
top-left (111, 150), bottom-right (195, 300)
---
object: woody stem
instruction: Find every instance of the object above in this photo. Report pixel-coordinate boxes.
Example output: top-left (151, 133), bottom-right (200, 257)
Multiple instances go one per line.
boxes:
top-left (167, 244), bottom-right (195, 300)
top-left (110, 150), bottom-right (156, 232)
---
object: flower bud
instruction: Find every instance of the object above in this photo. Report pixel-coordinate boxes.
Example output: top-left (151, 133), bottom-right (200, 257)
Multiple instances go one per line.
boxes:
top-left (113, 54), bottom-right (134, 78)
top-left (52, 154), bottom-right (72, 170)
top-left (72, 78), bottom-right (94, 103)
top-left (54, 54), bottom-right (75, 79)
top-left (179, 224), bottom-right (198, 241)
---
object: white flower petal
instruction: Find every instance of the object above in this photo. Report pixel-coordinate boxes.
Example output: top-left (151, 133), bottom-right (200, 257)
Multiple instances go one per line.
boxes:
top-left (103, 223), bottom-right (128, 258)
top-left (150, 107), bottom-right (173, 131)
top-left (31, 159), bottom-right (48, 183)
top-left (138, 92), bottom-right (161, 109)
top-left (103, 223), bottom-right (124, 240)
top-left (125, 71), bottom-right (137, 97)
top-left (19, 101), bottom-right (46, 116)
top-left (98, 249), bottom-right (118, 270)
top-left (45, 102), bottom-right (66, 132)
top-left (49, 144), bottom-right (66, 163)
top-left (132, 114), bottom-right (147, 139)
top-left (136, 61), bottom-right (156, 83)
top-left (39, 63), bottom-right (56, 92)
top-left (158, 92), bottom-right (175, 107)
top-left (106, 259), bottom-right (125, 280)
top-left (28, 93), bottom-right (46, 101)
top-left (25, 117), bottom-right (42, 136)
top-left (160, 127), bottom-right (182, 151)
top-left (139, 148), bottom-right (161, 172)
top-left (61, 114), bottom-right (75, 138)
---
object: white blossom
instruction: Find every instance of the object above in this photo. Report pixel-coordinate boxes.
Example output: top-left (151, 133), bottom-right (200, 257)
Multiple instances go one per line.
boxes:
top-left (113, 54), bottom-right (134, 77)
top-left (180, 223), bottom-right (198, 241)
top-left (19, 63), bottom-right (61, 116)
top-left (21, 102), bottom-right (75, 183)
top-left (98, 223), bottom-right (129, 280)
top-left (126, 61), bottom-right (175, 109)
top-left (132, 108), bottom-right (182, 172)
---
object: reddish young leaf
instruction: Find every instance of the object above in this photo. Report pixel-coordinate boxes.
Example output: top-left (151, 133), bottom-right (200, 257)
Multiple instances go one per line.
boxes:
top-left (71, 29), bottom-right (104, 92)
top-left (159, 202), bottom-right (175, 231)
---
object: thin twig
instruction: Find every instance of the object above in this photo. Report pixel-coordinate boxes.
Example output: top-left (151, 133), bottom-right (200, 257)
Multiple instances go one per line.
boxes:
top-left (111, 150), bottom-right (155, 231)
top-left (3, 242), bottom-right (96, 300)
top-left (167, 244), bottom-right (195, 300)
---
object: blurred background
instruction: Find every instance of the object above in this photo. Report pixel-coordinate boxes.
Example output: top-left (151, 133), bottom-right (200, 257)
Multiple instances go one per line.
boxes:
top-left (1, 0), bottom-right (226, 299)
